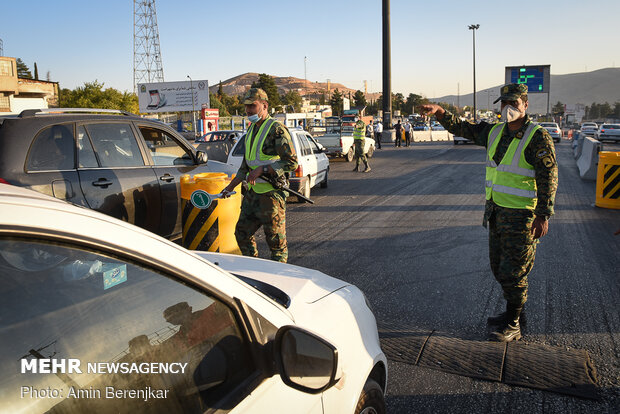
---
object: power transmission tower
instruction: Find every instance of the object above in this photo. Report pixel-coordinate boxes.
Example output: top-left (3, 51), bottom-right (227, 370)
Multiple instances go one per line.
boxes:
top-left (133, 0), bottom-right (165, 92)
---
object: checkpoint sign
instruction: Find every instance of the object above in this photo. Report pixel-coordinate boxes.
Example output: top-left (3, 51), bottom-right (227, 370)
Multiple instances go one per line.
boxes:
top-left (505, 65), bottom-right (550, 93)
top-left (190, 190), bottom-right (214, 209)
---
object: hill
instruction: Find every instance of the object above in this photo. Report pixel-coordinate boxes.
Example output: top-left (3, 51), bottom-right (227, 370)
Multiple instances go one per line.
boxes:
top-left (431, 68), bottom-right (620, 114)
top-left (209, 73), bottom-right (370, 100)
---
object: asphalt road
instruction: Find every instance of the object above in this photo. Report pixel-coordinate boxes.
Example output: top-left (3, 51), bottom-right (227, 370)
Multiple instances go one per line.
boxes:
top-left (254, 138), bottom-right (619, 413)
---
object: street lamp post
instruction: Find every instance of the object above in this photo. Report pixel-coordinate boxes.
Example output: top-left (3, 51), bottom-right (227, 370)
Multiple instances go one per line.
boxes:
top-left (187, 75), bottom-right (196, 136)
top-left (468, 24), bottom-right (480, 122)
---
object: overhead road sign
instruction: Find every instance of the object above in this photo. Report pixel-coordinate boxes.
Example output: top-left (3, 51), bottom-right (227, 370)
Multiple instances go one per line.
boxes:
top-left (505, 65), bottom-right (550, 94)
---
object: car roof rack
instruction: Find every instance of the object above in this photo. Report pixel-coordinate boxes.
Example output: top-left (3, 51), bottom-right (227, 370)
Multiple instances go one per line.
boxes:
top-left (18, 108), bottom-right (136, 118)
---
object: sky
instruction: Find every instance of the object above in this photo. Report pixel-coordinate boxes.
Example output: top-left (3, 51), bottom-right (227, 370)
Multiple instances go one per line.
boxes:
top-left (3, 0), bottom-right (619, 99)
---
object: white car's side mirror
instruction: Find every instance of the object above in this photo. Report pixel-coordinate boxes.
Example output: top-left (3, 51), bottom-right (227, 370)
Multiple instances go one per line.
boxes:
top-left (274, 326), bottom-right (338, 394)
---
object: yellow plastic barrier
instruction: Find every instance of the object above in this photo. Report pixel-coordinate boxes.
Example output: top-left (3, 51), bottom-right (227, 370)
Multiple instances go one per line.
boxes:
top-left (180, 173), bottom-right (242, 253)
top-left (595, 151), bottom-right (620, 209)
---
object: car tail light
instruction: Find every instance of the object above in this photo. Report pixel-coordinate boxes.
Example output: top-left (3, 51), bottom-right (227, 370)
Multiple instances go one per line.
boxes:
top-left (601, 129), bottom-right (605, 133)
top-left (293, 164), bottom-right (304, 178)
top-left (0, 178), bottom-right (9, 185)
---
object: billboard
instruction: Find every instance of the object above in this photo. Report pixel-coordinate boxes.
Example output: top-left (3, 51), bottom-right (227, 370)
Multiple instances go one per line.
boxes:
top-left (137, 80), bottom-right (209, 113)
top-left (504, 65), bottom-right (550, 93)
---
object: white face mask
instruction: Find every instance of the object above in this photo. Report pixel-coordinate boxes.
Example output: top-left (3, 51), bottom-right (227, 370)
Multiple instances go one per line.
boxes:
top-left (501, 105), bottom-right (523, 123)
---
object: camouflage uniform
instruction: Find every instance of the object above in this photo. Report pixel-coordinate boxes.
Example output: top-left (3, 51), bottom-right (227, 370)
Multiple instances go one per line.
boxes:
top-left (234, 89), bottom-right (298, 263)
top-left (438, 86), bottom-right (558, 308)
top-left (353, 121), bottom-right (370, 171)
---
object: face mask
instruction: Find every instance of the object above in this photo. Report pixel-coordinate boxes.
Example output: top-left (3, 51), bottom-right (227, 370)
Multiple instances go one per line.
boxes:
top-left (501, 105), bottom-right (523, 123)
top-left (248, 113), bottom-right (260, 123)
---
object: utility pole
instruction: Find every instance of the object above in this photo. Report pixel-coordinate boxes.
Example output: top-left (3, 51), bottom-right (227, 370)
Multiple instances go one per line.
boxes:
top-left (382, 0), bottom-right (392, 130)
top-left (304, 56), bottom-right (307, 97)
top-left (468, 24), bottom-right (480, 121)
top-left (187, 75), bottom-right (196, 136)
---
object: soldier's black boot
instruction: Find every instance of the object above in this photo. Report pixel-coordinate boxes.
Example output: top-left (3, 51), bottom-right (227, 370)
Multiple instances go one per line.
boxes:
top-left (489, 304), bottom-right (522, 342)
top-left (488, 305), bottom-right (526, 326)
top-left (352, 164), bottom-right (359, 172)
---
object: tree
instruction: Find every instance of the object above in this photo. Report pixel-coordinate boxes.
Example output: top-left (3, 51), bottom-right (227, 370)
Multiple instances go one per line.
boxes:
top-left (353, 90), bottom-right (367, 108)
top-left (404, 93), bottom-right (428, 115)
top-left (59, 81), bottom-right (138, 113)
top-left (219, 93), bottom-right (243, 116)
top-left (281, 90), bottom-right (302, 112)
top-left (208, 93), bottom-right (230, 117)
top-left (16, 58), bottom-right (32, 79)
top-left (251, 73), bottom-right (281, 108)
top-left (329, 89), bottom-right (344, 116)
top-left (319, 93), bottom-right (326, 105)
top-left (217, 81), bottom-right (223, 98)
top-left (392, 93), bottom-right (405, 113)
top-left (613, 102), bottom-right (620, 119)
top-left (552, 101), bottom-right (564, 116)
top-left (34, 62), bottom-right (39, 80)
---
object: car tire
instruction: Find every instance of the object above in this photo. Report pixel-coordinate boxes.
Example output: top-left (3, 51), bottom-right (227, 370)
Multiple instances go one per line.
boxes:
top-left (320, 170), bottom-right (328, 188)
top-left (366, 145), bottom-right (375, 158)
top-left (354, 378), bottom-right (385, 414)
top-left (346, 147), bottom-right (354, 162)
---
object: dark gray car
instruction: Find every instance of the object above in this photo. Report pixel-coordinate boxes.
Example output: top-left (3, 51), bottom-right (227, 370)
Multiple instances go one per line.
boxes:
top-left (0, 108), bottom-right (234, 240)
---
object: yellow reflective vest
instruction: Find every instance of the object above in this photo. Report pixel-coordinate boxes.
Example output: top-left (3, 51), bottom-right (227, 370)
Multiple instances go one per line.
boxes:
top-left (485, 122), bottom-right (541, 210)
top-left (244, 117), bottom-right (280, 193)
top-left (353, 125), bottom-right (365, 140)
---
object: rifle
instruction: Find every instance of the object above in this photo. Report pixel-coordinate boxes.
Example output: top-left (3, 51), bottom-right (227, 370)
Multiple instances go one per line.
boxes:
top-left (260, 174), bottom-right (314, 204)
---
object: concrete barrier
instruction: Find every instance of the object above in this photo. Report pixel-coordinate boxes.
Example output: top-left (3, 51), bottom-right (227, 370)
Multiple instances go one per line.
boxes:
top-left (574, 133), bottom-right (586, 160)
top-left (430, 130), bottom-right (453, 142)
top-left (577, 137), bottom-right (601, 181)
top-left (413, 130), bottom-right (432, 142)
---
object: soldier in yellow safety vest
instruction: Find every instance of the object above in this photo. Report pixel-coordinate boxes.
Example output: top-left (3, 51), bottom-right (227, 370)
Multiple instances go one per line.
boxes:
top-left (221, 88), bottom-right (298, 263)
top-left (352, 120), bottom-right (371, 172)
top-left (420, 83), bottom-right (558, 342)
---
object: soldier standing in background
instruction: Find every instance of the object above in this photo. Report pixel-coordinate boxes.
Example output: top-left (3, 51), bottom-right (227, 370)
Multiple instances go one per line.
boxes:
top-left (420, 83), bottom-right (558, 342)
top-left (352, 119), bottom-right (371, 172)
top-left (221, 88), bottom-right (298, 263)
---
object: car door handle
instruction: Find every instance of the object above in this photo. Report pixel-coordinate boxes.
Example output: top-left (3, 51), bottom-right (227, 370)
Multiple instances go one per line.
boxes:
top-left (92, 179), bottom-right (113, 188)
top-left (159, 174), bottom-right (175, 182)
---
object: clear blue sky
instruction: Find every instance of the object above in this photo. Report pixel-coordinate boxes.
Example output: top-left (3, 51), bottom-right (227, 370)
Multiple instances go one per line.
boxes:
top-left (3, 0), bottom-right (619, 98)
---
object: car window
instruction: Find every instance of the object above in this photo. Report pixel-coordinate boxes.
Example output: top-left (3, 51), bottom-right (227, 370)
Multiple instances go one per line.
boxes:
top-left (296, 134), bottom-right (312, 157)
top-left (0, 237), bottom-right (254, 413)
top-left (306, 134), bottom-right (323, 154)
top-left (26, 124), bottom-right (75, 171)
top-left (232, 134), bottom-right (246, 157)
top-left (76, 125), bottom-right (99, 168)
top-left (85, 123), bottom-right (144, 168)
top-left (138, 126), bottom-right (193, 166)
top-left (602, 124), bottom-right (619, 129)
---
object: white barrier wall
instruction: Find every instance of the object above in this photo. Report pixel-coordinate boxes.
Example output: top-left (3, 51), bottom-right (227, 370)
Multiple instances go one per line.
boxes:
top-left (577, 137), bottom-right (601, 180)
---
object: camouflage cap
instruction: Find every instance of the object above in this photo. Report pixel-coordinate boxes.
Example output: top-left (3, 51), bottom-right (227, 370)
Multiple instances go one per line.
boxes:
top-left (242, 88), bottom-right (269, 104)
top-left (493, 83), bottom-right (528, 104)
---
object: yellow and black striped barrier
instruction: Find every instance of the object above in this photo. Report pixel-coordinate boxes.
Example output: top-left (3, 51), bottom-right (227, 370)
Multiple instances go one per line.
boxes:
top-left (181, 173), bottom-right (242, 253)
top-left (595, 151), bottom-right (620, 209)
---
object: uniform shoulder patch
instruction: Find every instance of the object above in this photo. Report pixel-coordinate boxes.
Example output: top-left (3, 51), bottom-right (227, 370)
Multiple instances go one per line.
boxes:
top-left (542, 156), bottom-right (554, 168)
top-left (536, 148), bottom-right (549, 159)
top-left (275, 125), bottom-right (285, 135)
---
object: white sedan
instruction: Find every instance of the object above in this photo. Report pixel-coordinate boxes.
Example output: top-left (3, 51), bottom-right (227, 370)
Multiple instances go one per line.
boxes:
top-left (0, 184), bottom-right (386, 414)
top-left (228, 129), bottom-right (330, 201)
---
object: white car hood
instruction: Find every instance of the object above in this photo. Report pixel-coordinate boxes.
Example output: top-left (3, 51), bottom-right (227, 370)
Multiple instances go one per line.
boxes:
top-left (196, 252), bottom-right (350, 306)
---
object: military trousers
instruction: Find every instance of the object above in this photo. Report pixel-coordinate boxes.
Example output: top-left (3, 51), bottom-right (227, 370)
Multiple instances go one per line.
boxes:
top-left (235, 189), bottom-right (288, 263)
top-left (488, 211), bottom-right (538, 307)
top-left (354, 139), bottom-right (367, 166)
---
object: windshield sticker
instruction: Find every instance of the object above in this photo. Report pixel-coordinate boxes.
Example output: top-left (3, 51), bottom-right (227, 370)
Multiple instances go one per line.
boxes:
top-left (103, 264), bottom-right (127, 290)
